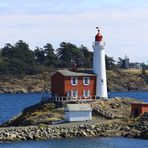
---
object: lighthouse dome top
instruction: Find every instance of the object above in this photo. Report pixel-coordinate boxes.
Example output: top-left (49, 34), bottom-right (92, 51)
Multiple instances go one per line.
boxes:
top-left (95, 29), bottom-right (103, 41)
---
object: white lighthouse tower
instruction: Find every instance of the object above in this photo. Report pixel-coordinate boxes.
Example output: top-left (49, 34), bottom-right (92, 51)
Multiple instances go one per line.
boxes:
top-left (93, 28), bottom-right (108, 98)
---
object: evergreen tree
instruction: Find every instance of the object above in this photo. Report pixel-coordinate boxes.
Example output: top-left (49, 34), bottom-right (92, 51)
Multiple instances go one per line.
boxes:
top-left (34, 47), bottom-right (45, 65)
top-left (0, 40), bottom-right (36, 74)
top-left (80, 45), bottom-right (93, 68)
top-left (105, 55), bottom-right (116, 70)
top-left (56, 42), bottom-right (83, 68)
top-left (43, 43), bottom-right (56, 66)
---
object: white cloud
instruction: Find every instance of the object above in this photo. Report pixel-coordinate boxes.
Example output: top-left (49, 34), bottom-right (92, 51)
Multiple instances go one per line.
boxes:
top-left (0, 0), bottom-right (148, 63)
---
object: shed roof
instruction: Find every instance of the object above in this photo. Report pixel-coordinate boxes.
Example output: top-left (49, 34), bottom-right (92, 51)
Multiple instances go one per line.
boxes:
top-left (57, 69), bottom-right (96, 77)
top-left (131, 102), bottom-right (148, 106)
top-left (65, 104), bottom-right (92, 111)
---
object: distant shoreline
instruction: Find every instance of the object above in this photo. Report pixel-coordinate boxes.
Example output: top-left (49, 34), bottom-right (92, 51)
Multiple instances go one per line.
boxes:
top-left (0, 69), bottom-right (147, 94)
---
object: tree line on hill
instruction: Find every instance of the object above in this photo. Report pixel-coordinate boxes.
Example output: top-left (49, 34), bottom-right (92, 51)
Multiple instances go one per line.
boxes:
top-left (0, 40), bottom-right (147, 75)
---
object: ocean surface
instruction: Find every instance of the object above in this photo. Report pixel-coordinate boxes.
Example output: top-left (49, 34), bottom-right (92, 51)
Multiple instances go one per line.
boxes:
top-left (0, 136), bottom-right (148, 148)
top-left (0, 92), bottom-right (147, 147)
top-left (0, 93), bottom-right (48, 124)
top-left (109, 91), bottom-right (148, 102)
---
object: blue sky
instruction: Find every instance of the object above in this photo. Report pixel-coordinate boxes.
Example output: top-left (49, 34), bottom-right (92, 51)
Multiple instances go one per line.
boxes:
top-left (0, 0), bottom-right (148, 63)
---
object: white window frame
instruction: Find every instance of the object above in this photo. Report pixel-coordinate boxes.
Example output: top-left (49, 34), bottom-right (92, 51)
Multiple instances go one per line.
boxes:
top-left (71, 77), bottom-right (78, 86)
top-left (83, 90), bottom-right (90, 98)
top-left (71, 90), bottom-right (78, 98)
top-left (66, 91), bottom-right (71, 97)
top-left (83, 77), bottom-right (90, 86)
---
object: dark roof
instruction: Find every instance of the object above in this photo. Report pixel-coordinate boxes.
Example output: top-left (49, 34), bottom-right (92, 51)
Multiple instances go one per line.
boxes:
top-left (131, 102), bottom-right (148, 105)
top-left (57, 69), bottom-right (96, 76)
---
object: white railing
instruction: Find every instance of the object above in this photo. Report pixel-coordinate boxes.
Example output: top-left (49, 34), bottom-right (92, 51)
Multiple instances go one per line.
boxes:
top-left (41, 95), bottom-right (96, 103)
top-left (91, 104), bottom-right (114, 119)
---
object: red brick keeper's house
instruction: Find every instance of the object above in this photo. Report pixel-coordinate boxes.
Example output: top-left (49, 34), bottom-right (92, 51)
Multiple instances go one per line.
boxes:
top-left (51, 70), bottom-right (96, 98)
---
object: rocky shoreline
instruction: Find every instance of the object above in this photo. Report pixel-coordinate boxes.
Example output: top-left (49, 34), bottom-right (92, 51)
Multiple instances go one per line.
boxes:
top-left (0, 121), bottom-right (147, 142)
top-left (0, 86), bottom-right (49, 94)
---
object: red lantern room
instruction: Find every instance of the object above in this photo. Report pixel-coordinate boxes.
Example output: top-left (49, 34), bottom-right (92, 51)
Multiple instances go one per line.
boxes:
top-left (95, 29), bottom-right (103, 41)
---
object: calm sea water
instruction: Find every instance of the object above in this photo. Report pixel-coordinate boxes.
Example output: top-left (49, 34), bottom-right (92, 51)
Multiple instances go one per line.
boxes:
top-left (0, 137), bottom-right (148, 148)
top-left (109, 91), bottom-right (148, 102)
top-left (0, 92), bottom-right (148, 147)
top-left (0, 93), bottom-right (48, 124)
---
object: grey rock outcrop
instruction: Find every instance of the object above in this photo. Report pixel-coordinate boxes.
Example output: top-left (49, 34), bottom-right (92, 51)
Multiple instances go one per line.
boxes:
top-left (0, 121), bottom-right (147, 142)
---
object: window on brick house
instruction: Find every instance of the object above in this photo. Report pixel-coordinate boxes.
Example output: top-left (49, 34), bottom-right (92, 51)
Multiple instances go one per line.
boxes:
top-left (71, 90), bottom-right (78, 97)
top-left (71, 77), bottom-right (78, 86)
top-left (66, 91), bottom-right (71, 97)
top-left (83, 90), bottom-right (90, 97)
top-left (83, 77), bottom-right (90, 85)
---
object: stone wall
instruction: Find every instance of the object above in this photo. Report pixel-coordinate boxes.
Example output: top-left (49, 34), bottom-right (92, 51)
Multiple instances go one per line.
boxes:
top-left (0, 121), bottom-right (147, 142)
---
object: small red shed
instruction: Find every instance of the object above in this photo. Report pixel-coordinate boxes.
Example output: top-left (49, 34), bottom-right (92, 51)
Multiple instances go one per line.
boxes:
top-left (131, 102), bottom-right (148, 117)
top-left (51, 70), bottom-right (96, 98)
